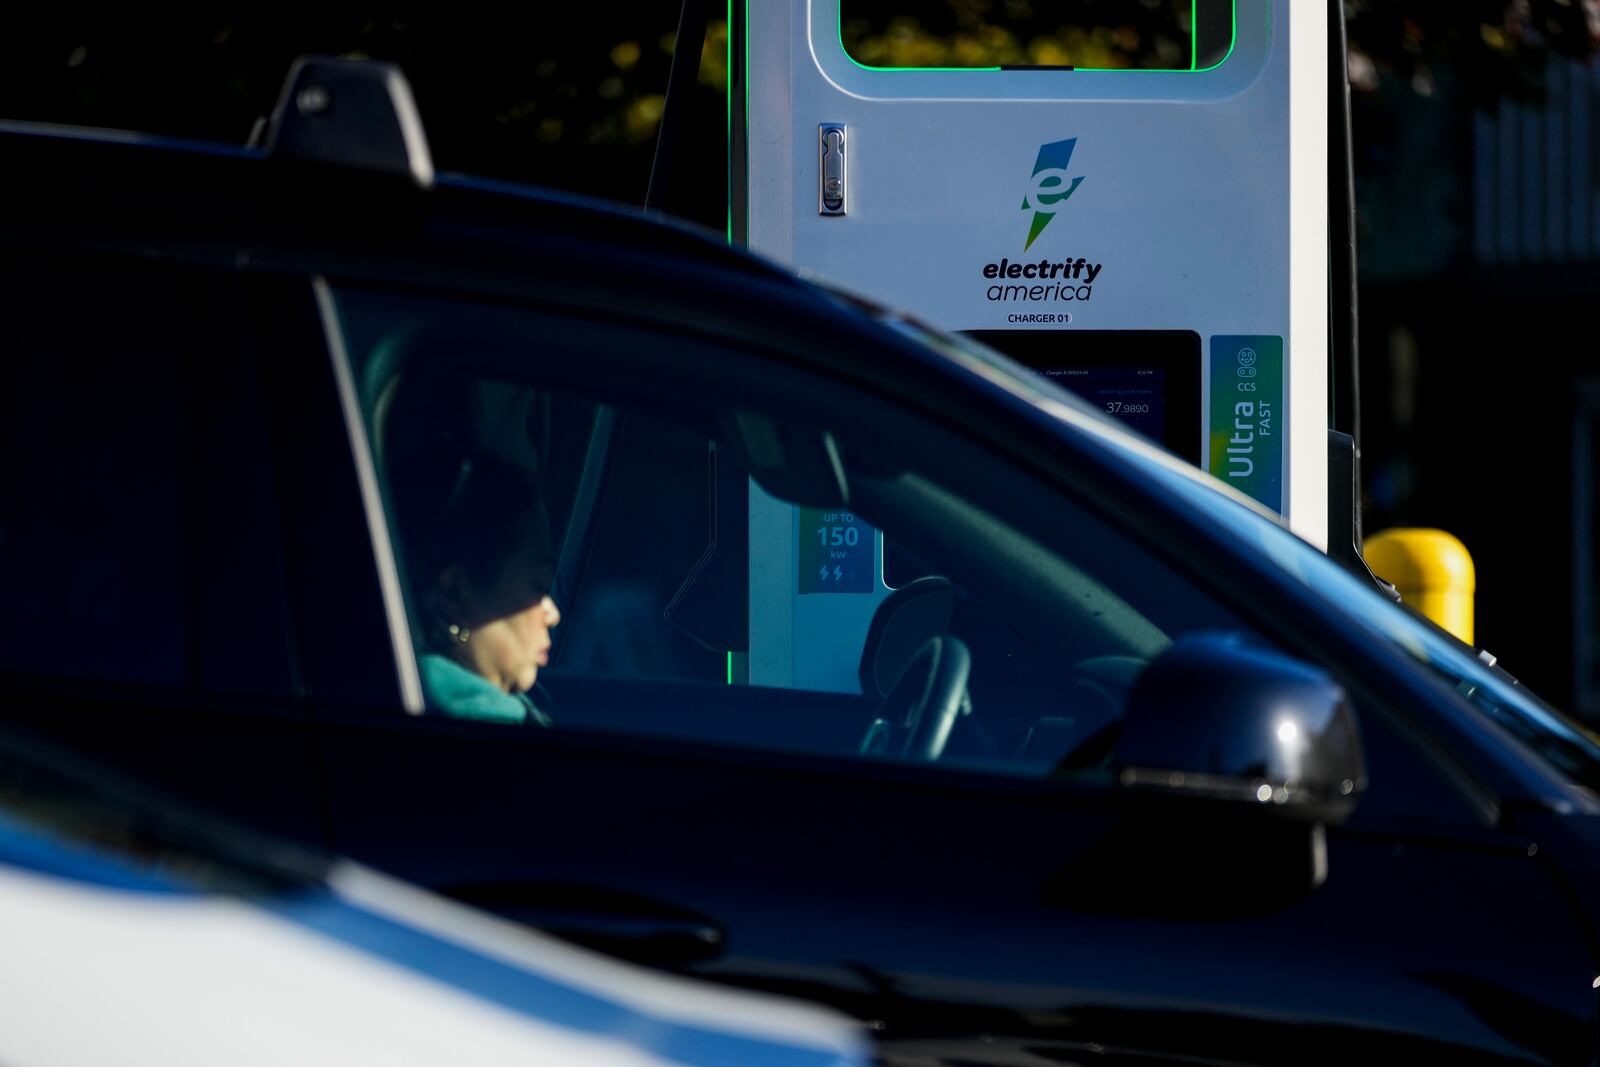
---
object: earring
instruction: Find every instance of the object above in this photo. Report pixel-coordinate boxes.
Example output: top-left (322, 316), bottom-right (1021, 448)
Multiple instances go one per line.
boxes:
top-left (447, 623), bottom-right (471, 644)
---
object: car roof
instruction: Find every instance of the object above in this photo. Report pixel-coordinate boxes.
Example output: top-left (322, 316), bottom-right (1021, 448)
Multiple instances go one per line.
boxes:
top-left (0, 119), bottom-right (1084, 447)
top-left (0, 118), bottom-right (773, 274)
top-left (0, 118), bottom-right (1337, 621)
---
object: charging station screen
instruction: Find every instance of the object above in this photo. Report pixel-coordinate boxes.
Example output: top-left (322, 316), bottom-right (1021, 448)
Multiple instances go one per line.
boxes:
top-left (963, 330), bottom-right (1202, 464)
top-left (1039, 366), bottom-right (1166, 441)
top-left (840, 1), bottom-right (1235, 71)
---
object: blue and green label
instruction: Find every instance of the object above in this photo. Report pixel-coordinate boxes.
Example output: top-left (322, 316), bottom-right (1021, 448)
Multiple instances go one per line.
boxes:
top-left (1208, 336), bottom-right (1282, 513)
top-left (798, 508), bottom-right (875, 594)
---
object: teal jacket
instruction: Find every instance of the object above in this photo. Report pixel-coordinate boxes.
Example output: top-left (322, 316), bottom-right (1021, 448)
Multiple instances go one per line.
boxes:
top-left (419, 654), bottom-right (554, 726)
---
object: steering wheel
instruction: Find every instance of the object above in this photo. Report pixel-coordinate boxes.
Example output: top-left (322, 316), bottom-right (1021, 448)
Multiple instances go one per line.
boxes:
top-left (860, 636), bottom-right (972, 760)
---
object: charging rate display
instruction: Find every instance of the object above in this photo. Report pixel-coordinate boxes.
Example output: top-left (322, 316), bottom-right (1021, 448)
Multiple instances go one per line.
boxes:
top-left (1041, 366), bottom-right (1167, 442)
top-left (798, 508), bottom-right (874, 594)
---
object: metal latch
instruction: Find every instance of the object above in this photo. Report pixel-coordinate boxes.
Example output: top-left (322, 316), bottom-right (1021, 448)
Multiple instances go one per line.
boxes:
top-left (819, 124), bottom-right (846, 215)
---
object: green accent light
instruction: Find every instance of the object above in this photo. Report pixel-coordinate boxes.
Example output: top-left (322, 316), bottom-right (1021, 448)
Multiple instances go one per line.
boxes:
top-left (1191, 0), bottom-right (1197, 71)
top-left (729, 2), bottom-right (742, 686)
top-left (727, 0), bottom-right (749, 247)
top-left (836, 1), bottom-right (1236, 74)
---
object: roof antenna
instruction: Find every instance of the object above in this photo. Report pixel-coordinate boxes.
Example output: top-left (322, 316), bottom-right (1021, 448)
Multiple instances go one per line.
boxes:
top-left (259, 55), bottom-right (434, 188)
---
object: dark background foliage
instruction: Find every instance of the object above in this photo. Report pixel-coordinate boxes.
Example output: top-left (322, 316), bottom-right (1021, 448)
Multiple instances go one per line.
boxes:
top-left (5, 3), bottom-right (1592, 223)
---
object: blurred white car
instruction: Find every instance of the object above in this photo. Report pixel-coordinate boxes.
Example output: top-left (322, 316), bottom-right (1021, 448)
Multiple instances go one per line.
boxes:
top-left (0, 731), bottom-right (867, 1067)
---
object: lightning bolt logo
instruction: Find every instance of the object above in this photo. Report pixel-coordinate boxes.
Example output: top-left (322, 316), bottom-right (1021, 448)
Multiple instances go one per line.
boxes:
top-left (1022, 138), bottom-right (1086, 251)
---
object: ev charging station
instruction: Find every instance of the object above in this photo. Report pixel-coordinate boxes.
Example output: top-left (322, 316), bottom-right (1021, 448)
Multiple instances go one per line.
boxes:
top-left (732, 1), bottom-right (1332, 694)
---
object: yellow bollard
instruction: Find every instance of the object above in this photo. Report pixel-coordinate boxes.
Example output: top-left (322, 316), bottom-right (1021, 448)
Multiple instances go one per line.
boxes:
top-left (1364, 529), bottom-right (1476, 645)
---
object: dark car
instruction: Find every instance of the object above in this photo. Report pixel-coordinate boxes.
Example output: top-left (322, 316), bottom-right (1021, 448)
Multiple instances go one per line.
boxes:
top-left (2, 58), bottom-right (1598, 1067)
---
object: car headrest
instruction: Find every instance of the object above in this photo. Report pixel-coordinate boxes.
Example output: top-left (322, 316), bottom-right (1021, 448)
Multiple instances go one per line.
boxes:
top-left (364, 328), bottom-right (545, 479)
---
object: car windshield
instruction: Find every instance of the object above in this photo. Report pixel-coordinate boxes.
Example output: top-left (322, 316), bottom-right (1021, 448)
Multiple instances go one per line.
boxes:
top-left (814, 285), bottom-right (1600, 794)
top-left (867, 308), bottom-right (1600, 794)
top-left (1128, 449), bottom-right (1600, 795)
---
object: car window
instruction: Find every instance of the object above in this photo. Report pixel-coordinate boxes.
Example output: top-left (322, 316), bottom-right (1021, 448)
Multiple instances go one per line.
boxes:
top-left (0, 255), bottom-right (295, 700)
top-left (324, 283), bottom-right (1487, 819)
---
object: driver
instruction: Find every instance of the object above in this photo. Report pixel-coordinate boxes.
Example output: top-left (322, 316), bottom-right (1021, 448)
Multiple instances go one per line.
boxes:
top-left (390, 449), bottom-right (562, 725)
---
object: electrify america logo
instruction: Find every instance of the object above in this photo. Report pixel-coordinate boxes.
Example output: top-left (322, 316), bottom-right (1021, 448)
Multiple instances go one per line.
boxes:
top-left (1021, 137), bottom-right (1085, 251)
top-left (979, 138), bottom-right (1101, 312)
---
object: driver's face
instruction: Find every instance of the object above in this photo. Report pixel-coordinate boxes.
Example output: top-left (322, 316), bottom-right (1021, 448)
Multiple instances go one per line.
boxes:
top-left (464, 590), bottom-right (561, 694)
top-left (458, 509), bottom-right (559, 693)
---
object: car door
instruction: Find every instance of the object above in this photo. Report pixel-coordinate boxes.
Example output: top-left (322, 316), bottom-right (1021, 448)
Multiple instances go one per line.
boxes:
top-left (301, 270), bottom-right (1594, 1067)
top-left (0, 245), bottom-right (324, 847)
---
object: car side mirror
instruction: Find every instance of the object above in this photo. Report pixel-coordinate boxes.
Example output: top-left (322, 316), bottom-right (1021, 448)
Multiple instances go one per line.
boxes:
top-left (1051, 635), bottom-right (1367, 918)
top-left (1111, 633), bottom-right (1367, 825)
